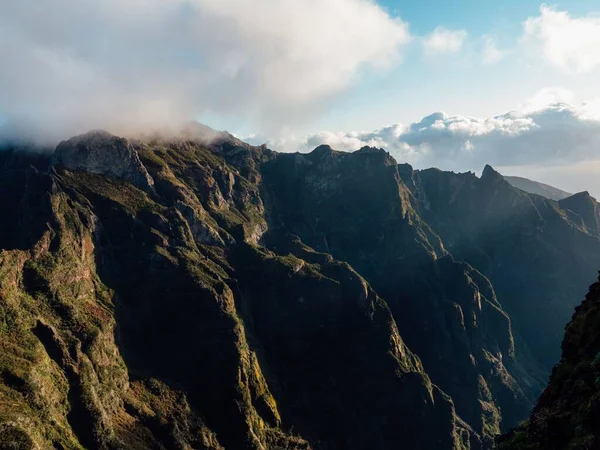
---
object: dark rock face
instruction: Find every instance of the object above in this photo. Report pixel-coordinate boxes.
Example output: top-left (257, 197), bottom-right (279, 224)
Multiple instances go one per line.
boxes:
top-left (52, 130), bottom-right (155, 192)
top-left (559, 191), bottom-right (600, 237)
top-left (0, 138), bottom-right (473, 450)
top-left (402, 164), bottom-right (600, 370)
top-left (498, 273), bottom-right (600, 450)
top-left (260, 150), bottom-right (542, 444)
top-left (232, 241), bottom-right (467, 450)
top-left (0, 148), bottom-right (52, 251)
top-left (1, 135), bottom-right (598, 450)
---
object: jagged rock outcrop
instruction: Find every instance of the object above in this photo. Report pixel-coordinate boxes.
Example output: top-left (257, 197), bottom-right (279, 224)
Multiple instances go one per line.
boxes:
top-left (260, 149), bottom-right (540, 444)
top-left (400, 163), bottom-right (600, 371)
top-left (2, 132), bottom-right (599, 450)
top-left (559, 191), bottom-right (600, 237)
top-left (497, 272), bottom-right (600, 449)
top-left (52, 130), bottom-right (155, 192)
top-left (0, 137), bottom-right (476, 450)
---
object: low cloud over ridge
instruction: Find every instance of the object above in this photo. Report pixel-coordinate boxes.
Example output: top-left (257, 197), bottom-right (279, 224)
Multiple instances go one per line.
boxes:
top-left (0, 0), bottom-right (409, 143)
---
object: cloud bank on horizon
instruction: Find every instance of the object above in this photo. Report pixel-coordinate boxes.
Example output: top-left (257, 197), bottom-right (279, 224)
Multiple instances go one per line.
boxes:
top-left (290, 93), bottom-right (600, 173)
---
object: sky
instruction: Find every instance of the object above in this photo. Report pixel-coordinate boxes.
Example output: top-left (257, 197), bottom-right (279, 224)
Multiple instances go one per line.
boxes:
top-left (313, 0), bottom-right (600, 130)
top-left (1, 0), bottom-right (600, 195)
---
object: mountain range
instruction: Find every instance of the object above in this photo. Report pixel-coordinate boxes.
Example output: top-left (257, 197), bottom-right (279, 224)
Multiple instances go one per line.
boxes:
top-left (502, 176), bottom-right (572, 201)
top-left (0, 129), bottom-right (599, 449)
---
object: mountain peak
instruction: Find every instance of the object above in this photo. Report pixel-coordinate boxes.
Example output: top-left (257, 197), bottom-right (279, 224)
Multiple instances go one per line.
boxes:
top-left (481, 164), bottom-right (503, 182)
top-left (311, 144), bottom-right (333, 153)
top-left (354, 146), bottom-right (397, 166)
top-left (179, 121), bottom-right (228, 142)
top-left (571, 190), bottom-right (591, 198)
top-left (560, 191), bottom-right (596, 209)
top-left (308, 144), bottom-right (336, 160)
top-left (355, 146), bottom-right (386, 154)
top-left (69, 129), bottom-right (113, 141)
top-left (559, 191), bottom-right (600, 236)
top-left (52, 130), bottom-right (155, 192)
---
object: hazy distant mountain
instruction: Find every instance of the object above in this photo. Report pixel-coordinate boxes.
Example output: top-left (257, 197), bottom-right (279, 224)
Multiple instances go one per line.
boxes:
top-left (503, 175), bottom-right (572, 200)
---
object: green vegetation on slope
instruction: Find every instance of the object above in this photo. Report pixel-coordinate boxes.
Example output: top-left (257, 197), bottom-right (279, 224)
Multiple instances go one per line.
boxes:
top-left (498, 274), bottom-right (600, 450)
top-left (0, 134), bottom-right (475, 449)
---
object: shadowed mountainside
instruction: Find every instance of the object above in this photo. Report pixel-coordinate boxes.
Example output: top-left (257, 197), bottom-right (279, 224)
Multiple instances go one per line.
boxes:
top-left (0, 134), bottom-right (474, 450)
top-left (0, 132), bottom-right (599, 449)
top-left (260, 147), bottom-right (546, 444)
top-left (498, 273), bottom-right (600, 449)
top-left (398, 164), bottom-right (600, 371)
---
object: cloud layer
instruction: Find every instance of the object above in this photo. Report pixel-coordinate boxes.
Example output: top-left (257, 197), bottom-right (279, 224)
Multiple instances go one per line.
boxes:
top-left (0, 0), bottom-right (410, 143)
top-left (286, 96), bottom-right (600, 173)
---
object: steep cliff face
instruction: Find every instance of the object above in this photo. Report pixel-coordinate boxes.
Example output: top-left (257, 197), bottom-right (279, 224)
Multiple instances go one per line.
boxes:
top-left (498, 273), bottom-right (600, 450)
top-left (53, 131), bottom-right (155, 192)
top-left (559, 192), bottom-right (600, 237)
top-left (400, 164), bottom-right (600, 370)
top-left (260, 148), bottom-right (542, 444)
top-left (2, 133), bottom-right (598, 450)
top-left (0, 137), bottom-right (475, 450)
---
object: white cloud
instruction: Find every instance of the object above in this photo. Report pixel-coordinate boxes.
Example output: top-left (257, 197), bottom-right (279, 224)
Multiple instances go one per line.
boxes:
top-left (580, 99), bottom-right (600, 120)
top-left (518, 88), bottom-right (575, 114)
top-left (522, 5), bottom-right (600, 73)
top-left (0, 0), bottom-right (410, 143)
top-left (281, 92), bottom-right (600, 172)
top-left (481, 36), bottom-right (509, 65)
top-left (423, 27), bottom-right (467, 56)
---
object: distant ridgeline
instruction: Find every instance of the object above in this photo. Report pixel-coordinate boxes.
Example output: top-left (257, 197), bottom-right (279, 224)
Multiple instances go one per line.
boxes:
top-left (503, 175), bottom-right (572, 201)
top-left (1, 130), bottom-right (600, 449)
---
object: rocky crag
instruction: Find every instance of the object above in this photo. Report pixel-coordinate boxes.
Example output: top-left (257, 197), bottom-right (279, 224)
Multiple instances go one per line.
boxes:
top-left (0, 133), bottom-right (470, 449)
top-left (260, 147), bottom-right (546, 444)
top-left (52, 131), bottom-right (155, 192)
top-left (398, 164), bottom-right (600, 370)
top-left (1, 131), bottom-right (599, 449)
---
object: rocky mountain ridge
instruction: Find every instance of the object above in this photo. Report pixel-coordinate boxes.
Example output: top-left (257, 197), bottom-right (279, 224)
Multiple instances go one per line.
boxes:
top-left (503, 176), bottom-right (572, 201)
top-left (260, 149), bottom-right (544, 442)
top-left (52, 131), bottom-right (156, 192)
top-left (0, 130), bottom-right (599, 449)
top-left (399, 163), bottom-right (600, 370)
